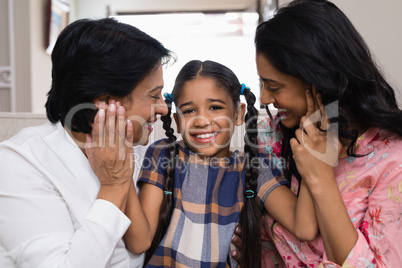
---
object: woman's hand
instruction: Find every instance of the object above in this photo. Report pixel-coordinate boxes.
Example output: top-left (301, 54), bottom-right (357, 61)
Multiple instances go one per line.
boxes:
top-left (289, 90), bottom-right (341, 184)
top-left (85, 101), bottom-right (134, 210)
top-left (230, 226), bottom-right (242, 267)
top-left (290, 90), bottom-right (357, 264)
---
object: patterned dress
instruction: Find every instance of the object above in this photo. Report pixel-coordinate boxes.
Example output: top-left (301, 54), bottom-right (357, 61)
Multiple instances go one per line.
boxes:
top-left (258, 115), bottom-right (402, 268)
top-left (138, 139), bottom-right (288, 267)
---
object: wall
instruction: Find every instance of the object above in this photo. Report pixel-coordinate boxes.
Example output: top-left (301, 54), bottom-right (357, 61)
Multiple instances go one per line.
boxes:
top-left (8, 0), bottom-right (51, 113)
top-left (30, 0), bottom-right (52, 113)
top-left (72, 0), bottom-right (255, 20)
top-left (278, 0), bottom-right (402, 107)
top-left (5, 0), bottom-right (402, 114)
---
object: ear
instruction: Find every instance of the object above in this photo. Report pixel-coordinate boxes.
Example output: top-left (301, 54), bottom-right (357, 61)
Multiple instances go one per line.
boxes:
top-left (94, 95), bottom-right (111, 109)
top-left (235, 103), bottom-right (246, 126)
top-left (173, 113), bottom-right (181, 134)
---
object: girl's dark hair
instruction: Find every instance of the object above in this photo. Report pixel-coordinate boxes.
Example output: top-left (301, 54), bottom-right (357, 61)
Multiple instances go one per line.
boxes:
top-left (46, 17), bottom-right (173, 133)
top-left (256, 0), bottom-right (402, 186)
top-left (144, 60), bottom-right (261, 267)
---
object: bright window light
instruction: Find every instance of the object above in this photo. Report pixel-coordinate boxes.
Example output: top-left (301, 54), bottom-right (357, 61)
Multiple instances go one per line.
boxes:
top-left (114, 12), bottom-right (262, 108)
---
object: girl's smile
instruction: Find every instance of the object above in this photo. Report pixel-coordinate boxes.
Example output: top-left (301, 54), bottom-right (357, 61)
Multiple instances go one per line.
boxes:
top-left (191, 131), bottom-right (219, 142)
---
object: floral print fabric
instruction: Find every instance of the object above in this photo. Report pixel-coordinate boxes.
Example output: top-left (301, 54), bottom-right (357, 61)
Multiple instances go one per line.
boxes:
top-left (257, 115), bottom-right (402, 267)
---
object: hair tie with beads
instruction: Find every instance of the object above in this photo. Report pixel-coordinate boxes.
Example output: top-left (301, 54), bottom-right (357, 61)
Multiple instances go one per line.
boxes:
top-left (164, 93), bottom-right (173, 102)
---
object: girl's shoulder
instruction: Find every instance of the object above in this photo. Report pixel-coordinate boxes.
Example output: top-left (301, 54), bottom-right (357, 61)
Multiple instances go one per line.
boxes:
top-left (146, 138), bottom-right (188, 158)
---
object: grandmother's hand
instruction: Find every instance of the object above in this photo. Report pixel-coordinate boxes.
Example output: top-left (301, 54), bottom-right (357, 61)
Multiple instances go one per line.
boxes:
top-left (230, 225), bottom-right (243, 267)
top-left (85, 101), bottom-right (134, 209)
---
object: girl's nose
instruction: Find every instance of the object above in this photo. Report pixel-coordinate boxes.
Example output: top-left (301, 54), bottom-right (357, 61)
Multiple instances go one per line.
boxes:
top-left (193, 115), bottom-right (211, 128)
top-left (260, 89), bottom-right (275, 106)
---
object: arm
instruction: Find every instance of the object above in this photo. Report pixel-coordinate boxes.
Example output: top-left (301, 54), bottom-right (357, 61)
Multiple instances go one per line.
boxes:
top-left (289, 92), bottom-right (357, 264)
top-left (302, 168), bottom-right (357, 264)
top-left (123, 181), bottom-right (164, 254)
top-left (299, 143), bottom-right (402, 267)
top-left (0, 110), bottom-right (132, 267)
top-left (264, 180), bottom-right (319, 241)
top-left (86, 102), bottom-right (134, 211)
top-left (123, 139), bottom-right (170, 255)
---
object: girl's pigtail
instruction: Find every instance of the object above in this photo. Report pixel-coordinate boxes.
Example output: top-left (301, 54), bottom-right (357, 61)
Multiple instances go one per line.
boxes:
top-left (144, 97), bottom-right (177, 266)
top-left (238, 85), bottom-right (262, 268)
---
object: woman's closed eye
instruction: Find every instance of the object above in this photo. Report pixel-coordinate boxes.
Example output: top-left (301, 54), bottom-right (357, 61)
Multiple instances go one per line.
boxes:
top-left (261, 79), bottom-right (281, 92)
top-left (266, 86), bottom-right (280, 92)
top-left (150, 94), bottom-right (161, 101)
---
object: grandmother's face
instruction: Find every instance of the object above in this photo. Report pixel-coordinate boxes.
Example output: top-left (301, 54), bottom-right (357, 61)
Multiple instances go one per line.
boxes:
top-left (120, 63), bottom-right (168, 145)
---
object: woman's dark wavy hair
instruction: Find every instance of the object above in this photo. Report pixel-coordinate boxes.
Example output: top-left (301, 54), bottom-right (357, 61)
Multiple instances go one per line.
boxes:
top-left (256, 0), bottom-right (402, 187)
top-left (144, 60), bottom-right (262, 267)
top-left (46, 17), bottom-right (173, 133)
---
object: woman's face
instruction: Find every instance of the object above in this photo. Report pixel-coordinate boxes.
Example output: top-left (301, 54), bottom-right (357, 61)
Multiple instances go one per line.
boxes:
top-left (257, 54), bottom-right (309, 128)
top-left (120, 63), bottom-right (168, 145)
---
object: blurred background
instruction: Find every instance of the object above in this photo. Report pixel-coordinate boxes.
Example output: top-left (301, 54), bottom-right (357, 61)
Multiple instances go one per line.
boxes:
top-left (1, 0), bottom-right (401, 114)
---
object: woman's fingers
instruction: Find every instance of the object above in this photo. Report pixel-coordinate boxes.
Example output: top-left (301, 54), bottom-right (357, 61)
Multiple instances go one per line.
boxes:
top-left (300, 114), bottom-right (319, 139)
top-left (302, 90), bottom-right (319, 133)
top-left (117, 105), bottom-right (127, 160)
top-left (85, 133), bottom-right (94, 161)
top-left (95, 107), bottom-right (106, 148)
top-left (302, 87), bottom-right (330, 136)
top-left (305, 89), bottom-right (316, 117)
top-left (106, 103), bottom-right (116, 147)
top-left (230, 226), bottom-right (243, 262)
top-left (126, 120), bottom-right (134, 146)
top-left (316, 93), bottom-right (329, 131)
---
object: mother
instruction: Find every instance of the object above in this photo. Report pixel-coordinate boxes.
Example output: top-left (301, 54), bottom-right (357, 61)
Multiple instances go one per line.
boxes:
top-left (0, 18), bottom-right (172, 267)
top-left (232, 0), bottom-right (402, 267)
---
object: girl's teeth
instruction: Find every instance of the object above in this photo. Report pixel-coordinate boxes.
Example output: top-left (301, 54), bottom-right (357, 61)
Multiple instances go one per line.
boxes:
top-left (195, 132), bottom-right (217, 139)
top-left (278, 108), bottom-right (289, 113)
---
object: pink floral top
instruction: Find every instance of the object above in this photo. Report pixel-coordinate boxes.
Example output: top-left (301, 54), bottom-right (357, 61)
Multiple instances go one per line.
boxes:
top-left (258, 115), bottom-right (402, 268)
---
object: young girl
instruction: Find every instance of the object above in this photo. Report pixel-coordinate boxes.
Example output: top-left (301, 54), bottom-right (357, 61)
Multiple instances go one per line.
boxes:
top-left (123, 60), bottom-right (318, 267)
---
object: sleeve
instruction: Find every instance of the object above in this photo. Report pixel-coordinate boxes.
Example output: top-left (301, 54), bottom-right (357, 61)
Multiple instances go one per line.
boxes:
top-left (0, 146), bottom-right (131, 268)
top-left (320, 164), bottom-right (402, 268)
top-left (257, 116), bottom-right (285, 174)
top-left (137, 139), bottom-right (169, 190)
top-left (256, 154), bottom-right (289, 206)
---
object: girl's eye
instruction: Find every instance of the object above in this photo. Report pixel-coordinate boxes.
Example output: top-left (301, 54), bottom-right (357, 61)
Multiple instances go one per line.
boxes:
top-left (210, 105), bottom-right (223, 111)
top-left (151, 95), bottom-right (161, 100)
top-left (181, 108), bottom-right (195, 114)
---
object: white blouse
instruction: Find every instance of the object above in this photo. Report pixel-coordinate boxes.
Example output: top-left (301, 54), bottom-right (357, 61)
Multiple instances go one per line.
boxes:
top-left (0, 122), bottom-right (144, 267)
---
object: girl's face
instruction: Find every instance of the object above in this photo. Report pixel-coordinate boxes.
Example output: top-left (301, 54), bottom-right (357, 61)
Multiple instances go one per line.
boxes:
top-left (174, 76), bottom-right (245, 158)
top-left (120, 63), bottom-right (168, 145)
top-left (257, 54), bottom-right (309, 128)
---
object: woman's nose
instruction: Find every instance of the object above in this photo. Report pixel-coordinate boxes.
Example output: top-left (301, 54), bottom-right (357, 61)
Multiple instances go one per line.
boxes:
top-left (155, 99), bottom-right (169, 116)
top-left (260, 89), bottom-right (275, 106)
